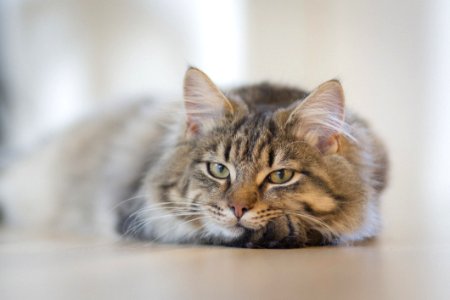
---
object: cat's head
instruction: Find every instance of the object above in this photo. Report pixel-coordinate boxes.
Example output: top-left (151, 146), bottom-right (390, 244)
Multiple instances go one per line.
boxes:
top-left (159, 68), bottom-right (366, 248)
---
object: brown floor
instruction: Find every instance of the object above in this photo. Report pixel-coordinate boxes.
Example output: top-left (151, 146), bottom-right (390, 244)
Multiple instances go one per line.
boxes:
top-left (1, 210), bottom-right (450, 300)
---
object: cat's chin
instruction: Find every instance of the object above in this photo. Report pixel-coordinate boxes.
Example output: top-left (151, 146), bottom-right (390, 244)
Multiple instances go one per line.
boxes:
top-left (205, 222), bottom-right (246, 242)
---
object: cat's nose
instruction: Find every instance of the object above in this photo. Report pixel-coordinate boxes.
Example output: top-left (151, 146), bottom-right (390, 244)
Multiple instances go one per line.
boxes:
top-left (229, 203), bottom-right (251, 219)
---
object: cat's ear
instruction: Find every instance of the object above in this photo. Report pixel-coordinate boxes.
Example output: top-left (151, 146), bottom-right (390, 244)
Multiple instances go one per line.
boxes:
top-left (183, 67), bottom-right (234, 137)
top-left (285, 80), bottom-right (346, 154)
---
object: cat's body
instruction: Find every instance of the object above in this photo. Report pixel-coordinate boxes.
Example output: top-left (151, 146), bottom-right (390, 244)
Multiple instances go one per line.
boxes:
top-left (0, 68), bottom-right (388, 248)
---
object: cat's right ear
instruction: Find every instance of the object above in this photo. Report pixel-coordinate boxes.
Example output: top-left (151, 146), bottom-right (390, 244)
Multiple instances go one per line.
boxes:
top-left (183, 67), bottom-right (234, 137)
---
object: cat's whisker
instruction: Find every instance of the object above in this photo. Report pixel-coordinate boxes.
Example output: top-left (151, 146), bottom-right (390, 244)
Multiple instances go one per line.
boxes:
top-left (139, 200), bottom-right (204, 207)
top-left (196, 225), bottom-right (211, 239)
top-left (125, 202), bottom-right (203, 219)
top-left (109, 196), bottom-right (196, 218)
top-left (168, 195), bottom-right (210, 204)
top-left (147, 215), bottom-right (211, 244)
top-left (144, 200), bottom-right (206, 208)
top-left (134, 211), bottom-right (204, 221)
top-left (134, 205), bottom-right (203, 213)
top-left (125, 208), bottom-right (208, 238)
top-left (285, 210), bottom-right (337, 236)
top-left (179, 215), bottom-right (211, 228)
top-left (131, 207), bottom-right (203, 219)
top-left (107, 194), bottom-right (150, 212)
top-left (122, 204), bottom-right (202, 237)
top-left (294, 214), bottom-right (333, 232)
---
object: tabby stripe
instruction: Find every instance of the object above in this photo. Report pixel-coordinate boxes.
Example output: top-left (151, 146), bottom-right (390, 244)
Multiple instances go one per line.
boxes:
top-left (232, 117), bottom-right (247, 135)
top-left (302, 203), bottom-right (315, 215)
top-left (254, 140), bottom-right (267, 159)
top-left (264, 132), bottom-right (273, 148)
top-left (240, 137), bottom-right (250, 160)
top-left (192, 159), bottom-right (204, 165)
top-left (233, 137), bottom-right (243, 160)
top-left (160, 191), bottom-right (170, 203)
top-left (181, 178), bottom-right (191, 197)
top-left (247, 136), bottom-right (256, 159)
top-left (286, 215), bottom-right (295, 237)
top-left (268, 119), bottom-right (278, 136)
top-left (192, 172), bottom-right (220, 191)
top-left (191, 194), bottom-right (202, 211)
top-left (268, 148), bottom-right (275, 167)
top-left (261, 223), bottom-right (273, 242)
top-left (159, 182), bottom-right (177, 191)
top-left (247, 126), bottom-right (261, 159)
top-left (156, 182), bottom-right (178, 202)
top-left (307, 173), bottom-right (345, 203)
top-left (223, 140), bottom-right (232, 162)
top-left (302, 201), bottom-right (335, 217)
top-left (224, 179), bottom-right (231, 191)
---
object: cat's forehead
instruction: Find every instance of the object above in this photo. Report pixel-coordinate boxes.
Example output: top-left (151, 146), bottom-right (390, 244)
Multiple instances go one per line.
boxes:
top-left (198, 113), bottom-right (317, 169)
top-left (230, 113), bottom-right (276, 136)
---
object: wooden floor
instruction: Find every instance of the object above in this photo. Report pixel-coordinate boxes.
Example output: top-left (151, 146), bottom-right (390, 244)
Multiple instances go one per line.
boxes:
top-left (1, 205), bottom-right (450, 300)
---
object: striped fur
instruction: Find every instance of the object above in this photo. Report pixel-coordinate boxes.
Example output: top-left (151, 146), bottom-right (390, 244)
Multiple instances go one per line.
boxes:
top-left (0, 68), bottom-right (388, 248)
top-left (130, 68), bottom-right (388, 247)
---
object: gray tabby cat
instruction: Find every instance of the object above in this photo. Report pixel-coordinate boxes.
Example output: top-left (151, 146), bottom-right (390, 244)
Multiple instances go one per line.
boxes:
top-left (0, 68), bottom-right (388, 248)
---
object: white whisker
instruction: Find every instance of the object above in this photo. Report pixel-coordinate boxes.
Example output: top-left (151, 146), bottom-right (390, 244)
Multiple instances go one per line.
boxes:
top-left (285, 210), bottom-right (337, 237)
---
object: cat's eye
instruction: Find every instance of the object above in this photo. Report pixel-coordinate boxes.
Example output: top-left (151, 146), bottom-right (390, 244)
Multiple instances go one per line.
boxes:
top-left (207, 163), bottom-right (230, 179)
top-left (268, 169), bottom-right (295, 184)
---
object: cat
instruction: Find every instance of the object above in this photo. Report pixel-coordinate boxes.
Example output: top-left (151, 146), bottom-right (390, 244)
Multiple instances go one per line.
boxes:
top-left (0, 67), bottom-right (388, 248)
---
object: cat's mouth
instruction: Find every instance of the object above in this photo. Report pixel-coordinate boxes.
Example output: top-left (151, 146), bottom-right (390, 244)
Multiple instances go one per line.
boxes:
top-left (233, 219), bottom-right (260, 232)
top-left (227, 223), bottom-right (248, 234)
top-left (230, 223), bottom-right (251, 233)
top-left (225, 222), bottom-right (259, 240)
top-left (220, 214), bottom-right (271, 236)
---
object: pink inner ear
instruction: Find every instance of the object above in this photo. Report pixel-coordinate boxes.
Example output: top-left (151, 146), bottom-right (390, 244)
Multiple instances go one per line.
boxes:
top-left (186, 120), bottom-right (199, 136)
top-left (285, 80), bottom-right (347, 154)
top-left (183, 67), bottom-right (234, 137)
top-left (317, 134), bottom-right (340, 154)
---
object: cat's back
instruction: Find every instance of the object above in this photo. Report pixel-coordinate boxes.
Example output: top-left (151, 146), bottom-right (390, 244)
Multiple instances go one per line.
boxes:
top-left (0, 99), bottom-right (175, 232)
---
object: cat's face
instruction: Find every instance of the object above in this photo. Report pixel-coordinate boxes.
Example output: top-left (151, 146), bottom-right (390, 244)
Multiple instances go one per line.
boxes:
top-left (187, 115), bottom-right (347, 247)
top-left (156, 68), bottom-right (365, 248)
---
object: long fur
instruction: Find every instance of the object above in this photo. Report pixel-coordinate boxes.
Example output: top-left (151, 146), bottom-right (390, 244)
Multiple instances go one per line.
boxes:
top-left (0, 68), bottom-right (388, 248)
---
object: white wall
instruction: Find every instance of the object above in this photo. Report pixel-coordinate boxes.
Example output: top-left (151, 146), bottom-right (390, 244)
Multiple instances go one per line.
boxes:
top-left (1, 0), bottom-right (449, 236)
top-left (423, 0), bottom-right (450, 200)
top-left (0, 0), bottom-right (246, 149)
top-left (244, 0), bottom-right (435, 238)
top-left (421, 0), bottom-right (450, 237)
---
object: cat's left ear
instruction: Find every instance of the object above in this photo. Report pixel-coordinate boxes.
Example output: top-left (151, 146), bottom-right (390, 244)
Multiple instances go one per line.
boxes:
top-left (285, 80), bottom-right (346, 154)
top-left (183, 67), bottom-right (234, 137)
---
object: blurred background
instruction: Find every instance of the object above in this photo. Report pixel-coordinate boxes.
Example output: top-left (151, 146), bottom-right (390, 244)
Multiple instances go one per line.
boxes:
top-left (0, 0), bottom-right (449, 240)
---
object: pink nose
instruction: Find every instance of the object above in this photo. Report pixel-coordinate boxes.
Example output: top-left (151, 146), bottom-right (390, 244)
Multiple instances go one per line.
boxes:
top-left (229, 203), bottom-right (250, 219)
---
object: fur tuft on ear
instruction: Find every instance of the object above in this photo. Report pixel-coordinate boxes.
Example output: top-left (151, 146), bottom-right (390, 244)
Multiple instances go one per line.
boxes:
top-left (183, 67), bottom-right (234, 137)
top-left (285, 80), bottom-right (351, 154)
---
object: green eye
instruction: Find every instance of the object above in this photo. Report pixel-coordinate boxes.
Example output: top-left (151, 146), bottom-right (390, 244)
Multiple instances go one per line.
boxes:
top-left (268, 169), bottom-right (294, 184)
top-left (207, 163), bottom-right (230, 179)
